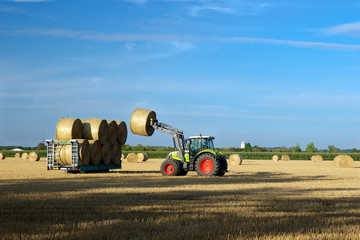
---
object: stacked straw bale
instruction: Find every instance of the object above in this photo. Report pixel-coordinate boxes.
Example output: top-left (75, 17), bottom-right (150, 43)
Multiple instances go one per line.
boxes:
top-left (57, 139), bottom-right (90, 166)
top-left (101, 141), bottom-right (112, 165)
top-left (82, 118), bottom-right (108, 144)
top-left (112, 141), bottom-right (122, 165)
top-left (15, 153), bottom-right (20, 159)
top-left (0, 153), bottom-right (5, 160)
top-left (116, 121), bottom-right (128, 145)
top-left (333, 155), bottom-right (354, 168)
top-left (107, 120), bottom-right (118, 145)
top-left (88, 140), bottom-right (102, 166)
top-left (137, 153), bottom-right (149, 162)
top-left (22, 153), bottom-right (28, 159)
top-left (56, 118), bottom-right (82, 141)
top-left (272, 155), bottom-right (279, 161)
top-left (28, 152), bottom-right (40, 162)
top-left (127, 153), bottom-right (138, 163)
top-left (311, 155), bottom-right (323, 163)
top-left (228, 154), bottom-right (242, 166)
top-left (281, 154), bottom-right (290, 161)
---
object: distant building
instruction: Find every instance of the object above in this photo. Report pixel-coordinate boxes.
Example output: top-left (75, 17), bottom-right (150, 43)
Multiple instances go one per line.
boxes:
top-left (11, 148), bottom-right (23, 151)
top-left (241, 141), bottom-right (246, 149)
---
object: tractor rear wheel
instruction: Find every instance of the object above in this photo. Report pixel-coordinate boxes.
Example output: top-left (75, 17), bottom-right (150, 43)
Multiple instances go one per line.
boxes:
top-left (195, 153), bottom-right (221, 176)
top-left (160, 159), bottom-right (182, 176)
top-left (217, 157), bottom-right (228, 176)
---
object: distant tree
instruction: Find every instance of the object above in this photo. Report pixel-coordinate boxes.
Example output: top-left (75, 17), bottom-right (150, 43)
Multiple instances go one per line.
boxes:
top-left (306, 142), bottom-right (317, 153)
top-left (36, 142), bottom-right (45, 150)
top-left (350, 148), bottom-right (358, 153)
top-left (245, 143), bottom-right (252, 152)
top-left (292, 143), bottom-right (301, 152)
top-left (328, 145), bottom-right (340, 153)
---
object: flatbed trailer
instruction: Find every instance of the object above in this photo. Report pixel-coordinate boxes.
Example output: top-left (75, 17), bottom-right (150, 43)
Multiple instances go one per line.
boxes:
top-left (46, 139), bottom-right (122, 173)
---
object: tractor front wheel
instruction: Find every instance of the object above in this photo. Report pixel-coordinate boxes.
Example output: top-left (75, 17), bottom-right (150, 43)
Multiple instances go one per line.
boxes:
top-left (160, 159), bottom-right (182, 176)
top-left (195, 153), bottom-right (221, 176)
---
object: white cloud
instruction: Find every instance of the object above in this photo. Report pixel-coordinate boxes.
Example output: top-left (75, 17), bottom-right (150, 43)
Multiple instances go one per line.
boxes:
top-left (324, 22), bottom-right (360, 37)
top-left (189, 6), bottom-right (234, 17)
top-left (4, 27), bottom-right (360, 51)
top-left (125, 42), bottom-right (135, 50)
top-left (10, 0), bottom-right (51, 2)
top-left (125, 0), bottom-right (148, 5)
top-left (173, 41), bottom-right (193, 50)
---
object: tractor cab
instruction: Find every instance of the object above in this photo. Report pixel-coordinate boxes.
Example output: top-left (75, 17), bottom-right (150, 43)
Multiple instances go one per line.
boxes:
top-left (187, 136), bottom-right (215, 159)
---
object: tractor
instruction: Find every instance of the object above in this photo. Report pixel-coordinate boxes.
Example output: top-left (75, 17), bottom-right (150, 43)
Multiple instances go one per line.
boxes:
top-left (130, 108), bottom-right (228, 176)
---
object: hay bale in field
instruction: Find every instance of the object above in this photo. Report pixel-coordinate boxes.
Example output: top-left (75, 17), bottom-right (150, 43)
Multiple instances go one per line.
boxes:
top-left (333, 155), bottom-right (354, 168)
top-left (15, 153), bottom-right (20, 159)
top-left (115, 121), bottom-right (128, 145)
top-left (228, 154), bottom-right (242, 166)
top-left (101, 141), bottom-right (112, 165)
top-left (121, 153), bottom-right (125, 160)
top-left (130, 108), bottom-right (156, 136)
top-left (272, 155), bottom-right (279, 161)
top-left (82, 118), bottom-right (108, 144)
top-left (112, 140), bottom-right (122, 165)
top-left (311, 155), bottom-right (323, 163)
top-left (281, 154), bottom-right (290, 161)
top-left (22, 152), bottom-right (28, 159)
top-left (137, 153), bottom-right (149, 162)
top-left (57, 139), bottom-right (90, 166)
top-left (127, 153), bottom-right (138, 163)
top-left (28, 152), bottom-right (40, 162)
top-left (107, 120), bottom-right (118, 145)
top-left (88, 140), bottom-right (101, 166)
top-left (56, 118), bottom-right (83, 141)
top-left (0, 153), bottom-right (5, 160)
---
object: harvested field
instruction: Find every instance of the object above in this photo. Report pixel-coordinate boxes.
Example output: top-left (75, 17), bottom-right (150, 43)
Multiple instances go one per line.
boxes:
top-left (0, 158), bottom-right (360, 239)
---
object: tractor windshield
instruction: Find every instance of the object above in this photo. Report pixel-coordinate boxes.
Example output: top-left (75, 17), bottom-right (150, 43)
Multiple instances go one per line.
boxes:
top-left (189, 138), bottom-right (214, 157)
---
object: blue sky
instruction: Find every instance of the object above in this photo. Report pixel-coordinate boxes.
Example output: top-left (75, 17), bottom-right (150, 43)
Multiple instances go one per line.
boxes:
top-left (1, 0), bottom-right (360, 149)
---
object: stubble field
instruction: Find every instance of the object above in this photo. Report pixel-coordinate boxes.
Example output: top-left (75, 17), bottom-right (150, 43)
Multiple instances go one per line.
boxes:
top-left (0, 158), bottom-right (359, 240)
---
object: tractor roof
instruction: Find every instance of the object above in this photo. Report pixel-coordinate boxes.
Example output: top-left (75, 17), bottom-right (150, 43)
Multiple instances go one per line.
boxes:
top-left (188, 136), bottom-right (215, 140)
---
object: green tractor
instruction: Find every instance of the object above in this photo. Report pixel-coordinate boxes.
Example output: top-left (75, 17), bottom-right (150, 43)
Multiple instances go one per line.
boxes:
top-left (130, 108), bottom-right (228, 176)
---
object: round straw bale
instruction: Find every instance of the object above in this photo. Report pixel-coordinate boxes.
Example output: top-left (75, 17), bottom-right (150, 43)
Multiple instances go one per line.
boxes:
top-left (88, 140), bottom-right (101, 166)
top-left (115, 121), bottom-right (128, 145)
top-left (127, 153), bottom-right (138, 163)
top-left (0, 153), bottom-right (5, 160)
top-left (130, 108), bottom-right (156, 136)
top-left (311, 155), bottom-right (323, 163)
top-left (101, 141), bottom-right (112, 165)
top-left (57, 139), bottom-right (90, 166)
top-left (121, 153), bottom-right (125, 160)
top-left (281, 154), bottom-right (290, 161)
top-left (28, 152), bottom-right (40, 162)
top-left (272, 155), bottom-right (279, 161)
top-left (228, 154), bottom-right (242, 166)
top-left (333, 155), bottom-right (354, 168)
top-left (112, 140), bottom-right (122, 165)
top-left (137, 153), bottom-right (149, 162)
top-left (82, 118), bottom-right (108, 144)
top-left (56, 118), bottom-right (83, 141)
top-left (107, 120), bottom-right (118, 145)
top-left (22, 152), bottom-right (28, 159)
top-left (15, 153), bottom-right (20, 159)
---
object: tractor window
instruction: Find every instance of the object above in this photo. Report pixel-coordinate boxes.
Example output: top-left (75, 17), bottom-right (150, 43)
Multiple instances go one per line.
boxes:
top-left (189, 139), bottom-right (201, 156)
top-left (208, 139), bottom-right (214, 150)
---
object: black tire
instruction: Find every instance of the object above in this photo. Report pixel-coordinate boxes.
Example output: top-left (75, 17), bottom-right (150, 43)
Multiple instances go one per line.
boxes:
top-left (217, 157), bottom-right (228, 176)
top-left (160, 159), bottom-right (182, 176)
top-left (195, 153), bottom-right (221, 176)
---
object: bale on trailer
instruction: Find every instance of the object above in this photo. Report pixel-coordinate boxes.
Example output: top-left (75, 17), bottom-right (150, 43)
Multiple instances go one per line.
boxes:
top-left (115, 121), bottom-right (128, 145)
top-left (311, 155), bottom-right (323, 163)
top-left (130, 108), bottom-right (156, 136)
top-left (127, 153), bottom-right (138, 163)
top-left (101, 141), bottom-right (112, 165)
top-left (22, 153), bottom-right (28, 159)
top-left (57, 139), bottom-right (90, 166)
top-left (15, 153), bottom-right (20, 159)
top-left (56, 118), bottom-right (82, 141)
top-left (0, 153), bottom-right (5, 160)
top-left (82, 118), bottom-right (108, 144)
top-left (112, 141), bottom-right (122, 165)
top-left (88, 140), bottom-right (102, 166)
top-left (28, 152), bottom-right (40, 162)
top-left (107, 120), bottom-right (118, 145)
top-left (228, 154), bottom-right (242, 166)
top-left (137, 153), bottom-right (149, 162)
top-left (272, 155), bottom-right (279, 161)
top-left (281, 155), bottom-right (290, 161)
top-left (333, 155), bottom-right (354, 168)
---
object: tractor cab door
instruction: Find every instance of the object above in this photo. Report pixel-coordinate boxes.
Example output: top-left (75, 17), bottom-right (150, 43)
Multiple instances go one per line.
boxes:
top-left (189, 138), bottom-right (214, 159)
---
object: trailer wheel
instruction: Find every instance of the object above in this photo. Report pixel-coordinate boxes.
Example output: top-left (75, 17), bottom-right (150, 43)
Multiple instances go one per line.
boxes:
top-left (160, 159), bottom-right (181, 176)
top-left (195, 153), bottom-right (221, 176)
